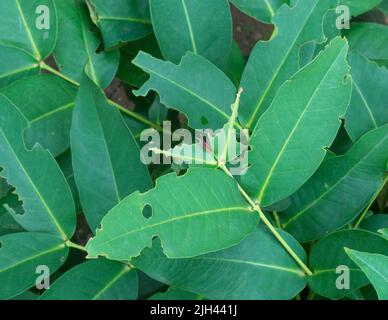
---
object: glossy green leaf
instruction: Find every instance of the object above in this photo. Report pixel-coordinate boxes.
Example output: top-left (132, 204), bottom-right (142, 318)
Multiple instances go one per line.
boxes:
top-left (86, 168), bottom-right (258, 260)
top-left (54, 0), bottom-right (119, 88)
top-left (231, 0), bottom-right (287, 23)
top-left (345, 53), bottom-right (388, 141)
top-left (0, 232), bottom-right (68, 300)
top-left (40, 259), bottom-right (138, 300)
top-left (0, 45), bottom-right (39, 89)
top-left (149, 0), bottom-right (232, 68)
top-left (149, 287), bottom-right (203, 300)
top-left (86, 0), bottom-right (152, 49)
top-left (133, 52), bottom-right (237, 129)
top-left (0, 96), bottom-right (76, 240)
top-left (239, 0), bottom-right (339, 128)
top-left (345, 248), bottom-right (388, 300)
top-left (71, 76), bottom-right (151, 231)
top-left (133, 225), bottom-right (307, 300)
top-left (242, 37), bottom-right (351, 207)
top-left (0, 0), bottom-right (57, 60)
top-left (360, 214), bottom-right (388, 233)
top-left (282, 125), bottom-right (388, 242)
top-left (309, 229), bottom-right (388, 299)
top-left (1, 74), bottom-right (77, 157)
top-left (345, 23), bottom-right (388, 67)
top-left (341, 0), bottom-right (383, 16)
top-left (224, 41), bottom-right (246, 87)
top-left (0, 186), bottom-right (24, 236)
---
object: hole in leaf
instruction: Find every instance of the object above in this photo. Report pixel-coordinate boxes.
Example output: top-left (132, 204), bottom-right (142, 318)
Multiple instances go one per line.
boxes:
top-left (200, 116), bottom-right (209, 125)
top-left (142, 204), bottom-right (152, 219)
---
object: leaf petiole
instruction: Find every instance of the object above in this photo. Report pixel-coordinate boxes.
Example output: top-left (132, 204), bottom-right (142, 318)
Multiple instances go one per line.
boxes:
top-left (219, 164), bottom-right (313, 276)
top-left (39, 62), bottom-right (163, 132)
top-left (65, 240), bottom-right (87, 252)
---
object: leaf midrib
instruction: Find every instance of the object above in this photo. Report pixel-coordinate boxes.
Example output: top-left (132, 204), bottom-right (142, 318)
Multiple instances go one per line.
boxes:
top-left (192, 256), bottom-right (305, 276)
top-left (0, 126), bottom-right (68, 240)
top-left (92, 206), bottom-right (251, 247)
top-left (0, 243), bottom-right (65, 274)
top-left (140, 66), bottom-right (230, 121)
top-left (352, 78), bottom-right (379, 129)
top-left (246, 0), bottom-right (320, 128)
top-left (180, 0), bottom-right (198, 54)
top-left (255, 42), bottom-right (346, 203)
top-left (92, 265), bottom-right (131, 299)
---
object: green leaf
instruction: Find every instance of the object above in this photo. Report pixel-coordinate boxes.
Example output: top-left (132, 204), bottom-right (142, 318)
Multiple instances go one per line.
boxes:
top-left (149, 0), bottom-right (232, 68)
top-left (345, 248), bottom-right (388, 300)
top-left (308, 229), bottom-right (388, 299)
top-left (0, 96), bottom-right (76, 240)
top-left (345, 23), bottom-right (388, 67)
top-left (1, 74), bottom-right (77, 157)
top-left (282, 125), bottom-right (388, 242)
top-left (0, 45), bottom-right (39, 89)
top-left (231, 0), bottom-right (287, 23)
top-left (0, 232), bottom-right (68, 300)
top-left (71, 76), bottom-right (151, 232)
top-left (86, 0), bottom-right (152, 49)
top-left (341, 0), bottom-right (383, 17)
top-left (224, 41), bottom-right (246, 87)
top-left (360, 214), bottom-right (388, 233)
top-left (40, 259), bottom-right (138, 300)
top-left (86, 168), bottom-right (258, 260)
top-left (242, 37), bottom-right (351, 207)
top-left (239, 0), bottom-right (339, 128)
top-left (54, 0), bottom-right (120, 88)
top-left (133, 225), bottom-right (307, 300)
top-left (0, 0), bottom-right (57, 60)
top-left (133, 52), bottom-right (237, 129)
top-left (379, 228), bottom-right (388, 239)
top-left (0, 187), bottom-right (24, 236)
top-left (149, 287), bottom-right (203, 300)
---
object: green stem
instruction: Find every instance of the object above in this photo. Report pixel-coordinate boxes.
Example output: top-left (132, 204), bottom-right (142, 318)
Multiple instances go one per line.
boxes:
top-left (219, 164), bottom-right (313, 276)
top-left (353, 175), bottom-right (388, 229)
top-left (40, 62), bottom-right (162, 132)
top-left (66, 240), bottom-right (87, 252)
top-left (306, 291), bottom-right (316, 300)
top-left (273, 211), bottom-right (281, 228)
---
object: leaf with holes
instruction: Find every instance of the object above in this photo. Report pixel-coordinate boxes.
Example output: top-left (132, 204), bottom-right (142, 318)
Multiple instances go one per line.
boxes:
top-left (0, 96), bottom-right (76, 240)
top-left (86, 168), bottom-right (258, 260)
top-left (242, 37), bottom-right (351, 207)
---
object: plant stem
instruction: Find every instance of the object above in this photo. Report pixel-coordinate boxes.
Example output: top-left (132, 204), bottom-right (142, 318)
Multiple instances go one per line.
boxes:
top-left (306, 291), bottom-right (316, 300)
top-left (353, 175), bottom-right (388, 229)
top-left (40, 62), bottom-right (162, 132)
top-left (219, 164), bottom-right (313, 276)
top-left (66, 240), bottom-right (87, 252)
top-left (273, 211), bottom-right (281, 228)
